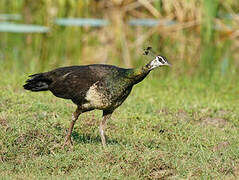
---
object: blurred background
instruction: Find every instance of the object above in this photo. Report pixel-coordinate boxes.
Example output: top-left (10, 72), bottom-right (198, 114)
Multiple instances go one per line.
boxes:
top-left (0, 0), bottom-right (238, 78)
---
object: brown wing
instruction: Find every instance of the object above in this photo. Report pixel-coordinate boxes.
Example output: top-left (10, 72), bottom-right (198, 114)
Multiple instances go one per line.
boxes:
top-left (44, 65), bottom-right (121, 105)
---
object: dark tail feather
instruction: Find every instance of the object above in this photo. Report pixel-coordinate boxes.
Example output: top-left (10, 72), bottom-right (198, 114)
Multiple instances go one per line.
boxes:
top-left (23, 73), bottom-right (52, 92)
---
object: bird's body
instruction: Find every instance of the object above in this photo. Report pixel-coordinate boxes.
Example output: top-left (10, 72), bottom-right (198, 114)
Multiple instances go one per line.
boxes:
top-left (23, 51), bottom-right (170, 147)
top-left (25, 64), bottom-right (148, 112)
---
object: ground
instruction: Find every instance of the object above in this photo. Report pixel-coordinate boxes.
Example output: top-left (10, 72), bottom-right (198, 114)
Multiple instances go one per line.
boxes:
top-left (0, 72), bottom-right (239, 179)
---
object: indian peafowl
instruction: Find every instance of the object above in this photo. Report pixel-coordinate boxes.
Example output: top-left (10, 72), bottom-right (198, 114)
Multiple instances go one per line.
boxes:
top-left (23, 47), bottom-right (171, 147)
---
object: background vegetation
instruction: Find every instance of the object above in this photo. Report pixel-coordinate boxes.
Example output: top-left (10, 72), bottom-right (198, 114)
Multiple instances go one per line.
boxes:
top-left (0, 0), bottom-right (239, 75)
top-left (0, 0), bottom-right (239, 179)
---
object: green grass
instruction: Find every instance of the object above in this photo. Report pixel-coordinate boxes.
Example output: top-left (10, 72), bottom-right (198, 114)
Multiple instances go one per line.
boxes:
top-left (0, 71), bottom-right (239, 179)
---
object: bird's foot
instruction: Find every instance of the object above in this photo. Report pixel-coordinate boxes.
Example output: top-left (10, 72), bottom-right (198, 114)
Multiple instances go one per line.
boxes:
top-left (101, 136), bottom-right (107, 148)
top-left (102, 142), bottom-right (106, 148)
top-left (62, 137), bottom-right (73, 149)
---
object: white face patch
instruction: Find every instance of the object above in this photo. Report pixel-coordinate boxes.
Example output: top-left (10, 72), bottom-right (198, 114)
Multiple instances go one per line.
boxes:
top-left (149, 56), bottom-right (169, 70)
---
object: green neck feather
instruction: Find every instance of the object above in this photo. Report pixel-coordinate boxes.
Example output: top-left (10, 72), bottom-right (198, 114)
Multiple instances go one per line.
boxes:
top-left (125, 64), bottom-right (151, 83)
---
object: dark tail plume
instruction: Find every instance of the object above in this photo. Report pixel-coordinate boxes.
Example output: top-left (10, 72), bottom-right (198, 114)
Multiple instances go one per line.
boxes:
top-left (23, 73), bottom-right (52, 92)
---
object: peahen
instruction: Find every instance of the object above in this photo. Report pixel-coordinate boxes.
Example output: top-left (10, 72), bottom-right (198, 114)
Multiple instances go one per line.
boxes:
top-left (23, 47), bottom-right (171, 147)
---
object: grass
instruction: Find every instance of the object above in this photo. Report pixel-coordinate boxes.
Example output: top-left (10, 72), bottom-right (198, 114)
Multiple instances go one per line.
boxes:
top-left (0, 71), bottom-right (239, 179)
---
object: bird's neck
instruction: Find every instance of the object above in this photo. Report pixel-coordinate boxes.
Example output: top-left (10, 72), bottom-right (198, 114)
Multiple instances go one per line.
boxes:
top-left (126, 65), bottom-right (151, 84)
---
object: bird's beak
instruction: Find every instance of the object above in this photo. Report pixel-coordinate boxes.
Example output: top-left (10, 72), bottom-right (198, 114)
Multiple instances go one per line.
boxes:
top-left (166, 62), bottom-right (172, 67)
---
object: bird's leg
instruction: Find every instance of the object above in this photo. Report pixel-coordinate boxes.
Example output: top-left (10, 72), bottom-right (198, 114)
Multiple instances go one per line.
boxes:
top-left (99, 110), bottom-right (112, 147)
top-left (63, 107), bottom-right (81, 147)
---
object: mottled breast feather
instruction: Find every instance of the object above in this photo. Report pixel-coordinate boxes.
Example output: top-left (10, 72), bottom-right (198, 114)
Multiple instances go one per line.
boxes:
top-left (83, 81), bottom-right (107, 109)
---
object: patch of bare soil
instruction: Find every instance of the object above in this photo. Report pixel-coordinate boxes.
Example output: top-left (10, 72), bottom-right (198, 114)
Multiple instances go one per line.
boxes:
top-left (157, 108), bottom-right (171, 115)
top-left (213, 141), bottom-right (230, 152)
top-left (0, 117), bottom-right (8, 127)
top-left (157, 108), bottom-right (190, 121)
top-left (233, 163), bottom-right (239, 177)
top-left (189, 108), bottom-right (234, 129)
top-left (0, 117), bottom-right (10, 131)
top-left (149, 161), bottom-right (176, 179)
top-left (216, 109), bottom-right (230, 116)
top-left (176, 109), bottom-right (190, 121)
top-left (16, 129), bottom-right (46, 145)
top-left (200, 117), bottom-right (227, 128)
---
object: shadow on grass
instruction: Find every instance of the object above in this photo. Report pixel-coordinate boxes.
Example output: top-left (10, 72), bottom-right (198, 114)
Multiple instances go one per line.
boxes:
top-left (56, 125), bottom-right (163, 148)
top-left (71, 131), bottom-right (120, 145)
top-left (71, 131), bottom-right (162, 148)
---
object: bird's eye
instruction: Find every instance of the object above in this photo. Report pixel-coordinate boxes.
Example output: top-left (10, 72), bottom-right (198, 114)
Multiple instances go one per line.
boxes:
top-left (157, 57), bottom-right (165, 64)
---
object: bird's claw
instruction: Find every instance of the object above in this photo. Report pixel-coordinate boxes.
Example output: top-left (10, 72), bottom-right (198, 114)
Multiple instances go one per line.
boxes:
top-left (62, 137), bottom-right (73, 149)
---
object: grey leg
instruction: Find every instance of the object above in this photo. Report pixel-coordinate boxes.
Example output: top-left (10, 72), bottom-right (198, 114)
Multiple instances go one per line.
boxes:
top-left (63, 107), bottom-right (81, 147)
top-left (99, 110), bottom-right (112, 147)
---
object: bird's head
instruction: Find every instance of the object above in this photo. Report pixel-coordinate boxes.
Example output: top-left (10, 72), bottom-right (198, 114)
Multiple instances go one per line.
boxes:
top-left (146, 55), bottom-right (171, 70)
